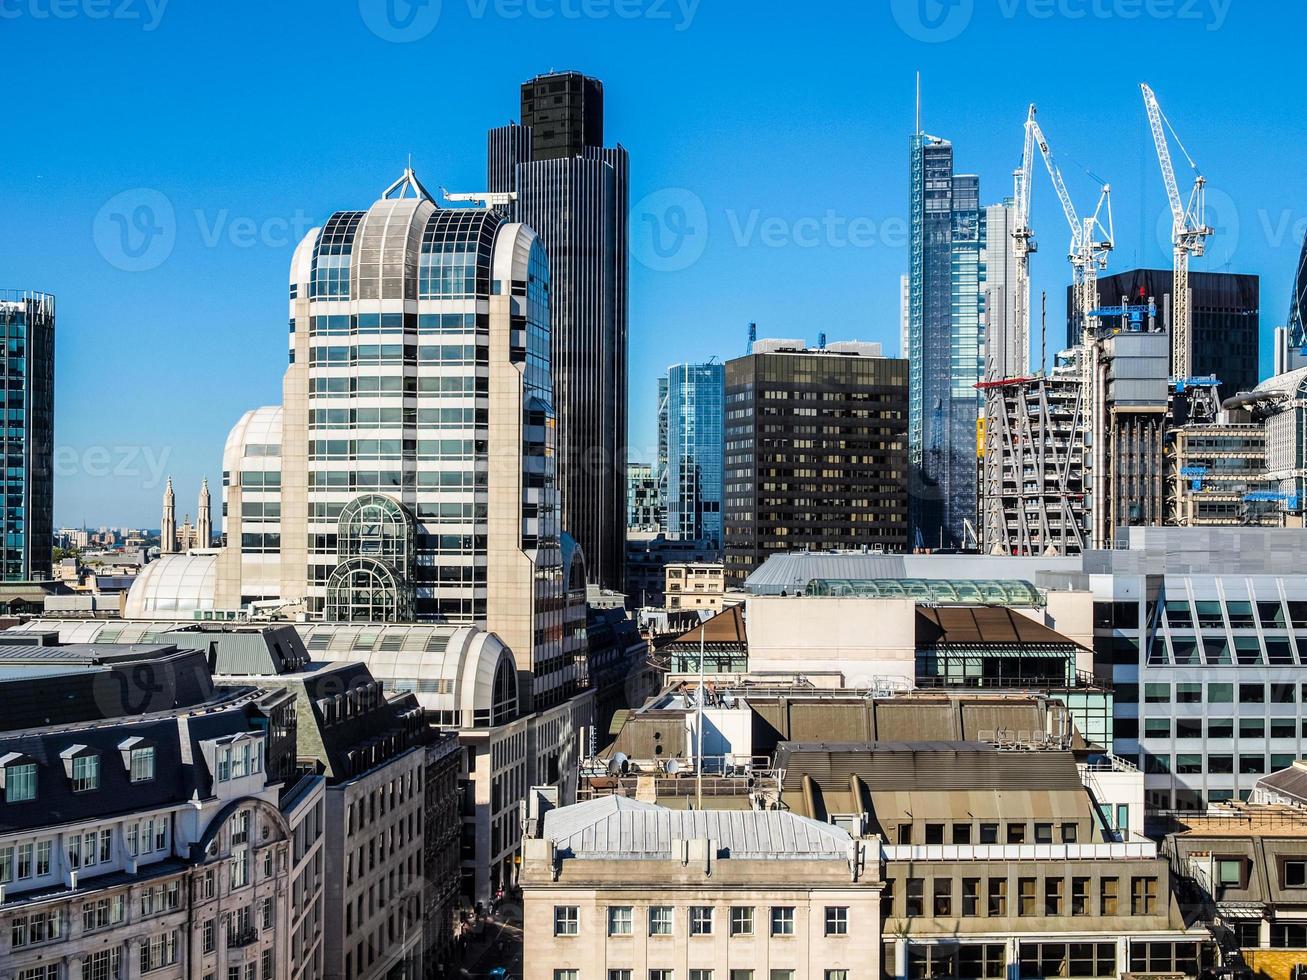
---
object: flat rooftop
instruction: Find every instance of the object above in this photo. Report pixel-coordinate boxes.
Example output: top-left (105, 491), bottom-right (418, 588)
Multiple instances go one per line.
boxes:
top-left (1165, 803), bottom-right (1307, 838)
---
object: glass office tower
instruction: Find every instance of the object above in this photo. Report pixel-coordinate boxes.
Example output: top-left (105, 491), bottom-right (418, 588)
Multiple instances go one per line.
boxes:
top-left (908, 133), bottom-right (984, 550)
top-left (0, 291), bottom-right (53, 581)
top-left (661, 362), bottom-right (725, 550)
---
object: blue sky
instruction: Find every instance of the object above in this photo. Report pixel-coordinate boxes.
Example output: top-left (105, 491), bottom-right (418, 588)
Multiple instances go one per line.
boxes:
top-left (4, 0), bottom-right (1304, 526)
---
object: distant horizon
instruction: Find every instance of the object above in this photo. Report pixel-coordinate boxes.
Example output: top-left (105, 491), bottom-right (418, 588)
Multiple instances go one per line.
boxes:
top-left (6, 3), bottom-right (1303, 527)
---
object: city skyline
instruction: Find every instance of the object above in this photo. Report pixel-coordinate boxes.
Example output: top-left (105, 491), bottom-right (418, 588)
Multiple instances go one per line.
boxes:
top-left (4, 3), bottom-right (1306, 525)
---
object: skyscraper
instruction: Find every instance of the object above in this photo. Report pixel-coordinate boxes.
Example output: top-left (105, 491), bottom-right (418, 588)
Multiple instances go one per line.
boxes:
top-left (1280, 229), bottom-right (1307, 373)
top-left (982, 200), bottom-right (1022, 379)
top-left (488, 72), bottom-right (629, 592)
top-left (661, 362), bottom-right (725, 550)
top-left (0, 291), bottom-right (53, 581)
top-left (723, 340), bottom-right (908, 585)
top-left (215, 169), bottom-right (582, 709)
top-left (908, 130), bottom-right (985, 550)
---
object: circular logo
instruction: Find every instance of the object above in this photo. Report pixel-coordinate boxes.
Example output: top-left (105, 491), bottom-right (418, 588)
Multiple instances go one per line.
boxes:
top-left (890, 0), bottom-right (974, 43)
top-left (92, 188), bottom-right (176, 273)
top-left (630, 187), bottom-right (709, 273)
top-left (358, 0), bottom-right (442, 42)
top-left (1154, 184), bottom-right (1240, 267)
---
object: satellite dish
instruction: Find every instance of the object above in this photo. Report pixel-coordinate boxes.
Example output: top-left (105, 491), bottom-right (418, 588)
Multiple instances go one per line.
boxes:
top-left (665, 758), bottom-right (682, 775)
top-left (608, 752), bottom-right (629, 776)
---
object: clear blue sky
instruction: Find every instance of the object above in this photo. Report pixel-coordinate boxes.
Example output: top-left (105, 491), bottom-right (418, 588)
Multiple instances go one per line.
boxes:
top-left (4, 0), bottom-right (1304, 526)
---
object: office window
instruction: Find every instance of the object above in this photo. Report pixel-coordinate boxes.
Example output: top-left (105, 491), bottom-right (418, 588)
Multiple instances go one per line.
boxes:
top-left (689, 971), bottom-right (712, 980)
top-left (72, 755), bottom-right (99, 792)
top-left (1283, 861), bottom-right (1307, 888)
top-left (556, 972), bottom-right (579, 980)
top-left (987, 878), bottom-right (1007, 916)
top-left (1061, 823), bottom-right (1078, 843)
top-left (1175, 682), bottom-right (1202, 703)
top-left (1100, 877), bottom-right (1119, 915)
top-left (896, 824), bottom-right (913, 845)
top-left (203, 918), bottom-right (215, 953)
top-left (1271, 719), bottom-right (1297, 739)
top-left (1217, 858), bottom-right (1245, 889)
top-left (689, 906), bottom-right (713, 936)
top-left (1070, 877), bottom-right (1089, 915)
top-left (1240, 683), bottom-right (1265, 704)
top-left (961, 878), bottom-right (980, 916)
top-left (1176, 754), bottom-right (1204, 775)
top-left (4, 763), bottom-right (36, 803)
top-left (906, 878), bottom-right (924, 916)
top-left (770, 906), bottom-right (795, 936)
top-left (924, 823), bottom-right (944, 844)
top-left (1144, 718), bottom-right (1171, 739)
top-left (1018, 878), bottom-right (1036, 916)
top-left (1209, 718), bottom-right (1234, 739)
top-left (1144, 683), bottom-right (1170, 703)
top-left (649, 906), bottom-right (673, 936)
top-left (933, 879), bottom-right (952, 916)
top-left (610, 972), bottom-right (633, 980)
top-left (1176, 718), bottom-right (1203, 739)
top-left (728, 972), bottom-right (750, 980)
top-left (652, 972), bottom-right (675, 980)
top-left (608, 906), bottom-right (633, 936)
top-left (979, 823), bottom-right (998, 844)
top-left (1034, 823), bottom-right (1053, 844)
top-left (1045, 877), bottom-right (1064, 915)
top-left (769, 972), bottom-right (793, 980)
top-left (1007, 823), bottom-right (1026, 844)
top-left (824, 973), bottom-right (848, 980)
top-left (130, 747), bottom-right (156, 782)
top-left (952, 824), bottom-right (972, 844)
top-left (1131, 876), bottom-right (1158, 915)
top-left (553, 906), bottom-right (578, 936)
top-left (825, 906), bottom-right (848, 935)
top-left (1208, 683), bottom-right (1234, 703)
top-left (1240, 755), bottom-right (1267, 775)
top-left (730, 906), bottom-right (754, 936)
top-left (958, 945), bottom-right (1006, 979)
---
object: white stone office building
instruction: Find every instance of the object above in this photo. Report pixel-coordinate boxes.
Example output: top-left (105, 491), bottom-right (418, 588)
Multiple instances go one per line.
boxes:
top-left (213, 168), bottom-right (582, 712)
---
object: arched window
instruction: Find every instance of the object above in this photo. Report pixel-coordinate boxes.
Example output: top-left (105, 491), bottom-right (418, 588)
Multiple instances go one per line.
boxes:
top-left (492, 660), bottom-right (517, 727)
top-left (337, 494), bottom-right (414, 567)
top-left (324, 557), bottom-right (413, 623)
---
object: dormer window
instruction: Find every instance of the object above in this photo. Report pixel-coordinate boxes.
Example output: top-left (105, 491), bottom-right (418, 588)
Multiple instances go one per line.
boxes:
top-left (118, 737), bottom-right (157, 783)
top-left (60, 745), bottom-right (100, 793)
top-left (0, 752), bottom-right (37, 803)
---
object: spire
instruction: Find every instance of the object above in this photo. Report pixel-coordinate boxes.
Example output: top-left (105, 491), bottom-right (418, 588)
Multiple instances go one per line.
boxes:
top-left (382, 165), bottom-right (434, 202)
top-left (197, 477), bottom-right (213, 550)
top-left (915, 71), bottom-right (921, 136)
top-left (161, 476), bottom-right (178, 555)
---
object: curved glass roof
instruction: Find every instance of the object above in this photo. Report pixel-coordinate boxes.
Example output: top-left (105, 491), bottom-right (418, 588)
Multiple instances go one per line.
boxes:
top-left (805, 577), bottom-right (1045, 607)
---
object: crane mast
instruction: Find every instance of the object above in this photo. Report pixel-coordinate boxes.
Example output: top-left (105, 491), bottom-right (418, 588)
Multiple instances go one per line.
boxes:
top-left (1141, 82), bottom-right (1211, 378)
top-left (1010, 105), bottom-right (1038, 377)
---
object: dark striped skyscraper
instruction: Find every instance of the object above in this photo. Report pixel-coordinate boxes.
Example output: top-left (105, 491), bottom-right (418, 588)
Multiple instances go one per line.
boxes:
top-left (488, 71), bottom-right (629, 592)
top-left (0, 291), bottom-right (53, 580)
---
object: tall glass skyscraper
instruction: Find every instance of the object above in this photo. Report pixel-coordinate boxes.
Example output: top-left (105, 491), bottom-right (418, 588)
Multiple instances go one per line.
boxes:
top-left (908, 131), bottom-right (985, 549)
top-left (661, 362), bottom-right (725, 550)
top-left (0, 291), bottom-right (53, 581)
top-left (488, 72), bottom-right (630, 592)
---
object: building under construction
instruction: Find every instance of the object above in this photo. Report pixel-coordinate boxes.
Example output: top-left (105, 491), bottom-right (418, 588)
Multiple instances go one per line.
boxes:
top-left (1168, 420), bottom-right (1274, 526)
top-left (980, 357), bottom-right (1087, 555)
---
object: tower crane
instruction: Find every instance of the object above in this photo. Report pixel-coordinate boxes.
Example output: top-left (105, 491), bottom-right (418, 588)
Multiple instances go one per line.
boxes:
top-left (1141, 82), bottom-right (1212, 379)
top-left (1010, 104), bottom-right (1038, 378)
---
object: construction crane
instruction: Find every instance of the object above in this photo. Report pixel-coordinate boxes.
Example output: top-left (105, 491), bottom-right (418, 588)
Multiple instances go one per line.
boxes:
top-left (1027, 111), bottom-right (1115, 355)
top-left (1141, 82), bottom-right (1212, 379)
top-left (1009, 104), bottom-right (1038, 378)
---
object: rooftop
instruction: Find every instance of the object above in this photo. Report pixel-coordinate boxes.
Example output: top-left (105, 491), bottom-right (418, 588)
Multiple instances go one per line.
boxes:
top-left (541, 795), bottom-right (854, 859)
top-left (1163, 803), bottom-right (1307, 839)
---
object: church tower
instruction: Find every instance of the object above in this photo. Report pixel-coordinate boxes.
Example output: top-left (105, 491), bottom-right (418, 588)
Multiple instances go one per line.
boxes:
top-left (161, 477), bottom-right (178, 554)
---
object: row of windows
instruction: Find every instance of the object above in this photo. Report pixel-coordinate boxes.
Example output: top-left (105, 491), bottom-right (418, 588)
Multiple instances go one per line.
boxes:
top-left (889, 874), bottom-right (1159, 918)
top-left (2, 746), bottom-right (156, 804)
top-left (555, 905), bottom-right (849, 938)
top-left (892, 821), bottom-right (1079, 846)
top-left (556, 970), bottom-right (846, 980)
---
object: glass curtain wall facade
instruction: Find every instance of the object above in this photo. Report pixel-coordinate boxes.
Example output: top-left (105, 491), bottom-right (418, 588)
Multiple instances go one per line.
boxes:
top-left (0, 291), bottom-right (53, 581)
top-left (908, 135), bottom-right (984, 549)
top-left (662, 362), bottom-right (725, 550)
top-left (488, 72), bottom-right (629, 593)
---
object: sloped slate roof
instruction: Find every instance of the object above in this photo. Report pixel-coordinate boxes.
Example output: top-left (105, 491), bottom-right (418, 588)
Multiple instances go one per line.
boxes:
top-left (541, 795), bottom-right (851, 859)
